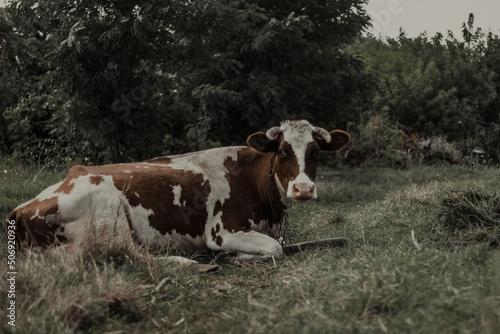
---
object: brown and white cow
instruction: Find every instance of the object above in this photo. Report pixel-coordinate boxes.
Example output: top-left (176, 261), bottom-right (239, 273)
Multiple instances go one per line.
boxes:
top-left (6, 120), bottom-right (350, 261)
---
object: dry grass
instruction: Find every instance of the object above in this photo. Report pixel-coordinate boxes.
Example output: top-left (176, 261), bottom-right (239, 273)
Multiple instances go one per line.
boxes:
top-left (2, 161), bottom-right (500, 333)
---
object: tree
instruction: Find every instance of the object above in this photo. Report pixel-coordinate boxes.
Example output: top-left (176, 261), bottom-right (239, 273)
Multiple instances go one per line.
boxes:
top-left (4, 1), bottom-right (184, 162)
top-left (185, 0), bottom-right (371, 144)
top-left (2, 0), bottom-right (371, 163)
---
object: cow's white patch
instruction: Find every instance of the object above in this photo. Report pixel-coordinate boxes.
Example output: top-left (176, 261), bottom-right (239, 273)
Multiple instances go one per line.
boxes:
top-left (44, 173), bottom-right (133, 244)
top-left (124, 170), bottom-right (131, 173)
top-left (160, 146), bottom-right (241, 217)
top-left (280, 121), bottom-right (317, 199)
top-left (30, 209), bottom-right (42, 221)
top-left (126, 203), bottom-right (157, 246)
top-left (218, 230), bottom-right (282, 260)
top-left (274, 174), bottom-right (292, 206)
top-left (172, 185), bottom-right (182, 206)
top-left (248, 218), bottom-right (281, 238)
top-left (281, 120), bottom-right (314, 173)
top-left (55, 174), bottom-right (115, 223)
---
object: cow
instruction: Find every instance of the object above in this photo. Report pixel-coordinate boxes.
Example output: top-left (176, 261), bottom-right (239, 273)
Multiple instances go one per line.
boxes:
top-left (6, 120), bottom-right (350, 261)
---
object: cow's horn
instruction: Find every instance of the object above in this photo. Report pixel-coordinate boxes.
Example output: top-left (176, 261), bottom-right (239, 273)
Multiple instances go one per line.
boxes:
top-left (266, 126), bottom-right (282, 140)
top-left (314, 127), bottom-right (331, 143)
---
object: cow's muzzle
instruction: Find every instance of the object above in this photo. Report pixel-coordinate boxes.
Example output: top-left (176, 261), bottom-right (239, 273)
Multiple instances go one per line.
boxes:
top-left (291, 182), bottom-right (316, 201)
top-left (287, 173), bottom-right (317, 201)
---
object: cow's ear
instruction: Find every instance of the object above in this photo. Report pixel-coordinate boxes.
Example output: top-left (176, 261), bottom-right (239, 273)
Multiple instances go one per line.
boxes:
top-left (247, 132), bottom-right (279, 153)
top-left (318, 130), bottom-right (350, 152)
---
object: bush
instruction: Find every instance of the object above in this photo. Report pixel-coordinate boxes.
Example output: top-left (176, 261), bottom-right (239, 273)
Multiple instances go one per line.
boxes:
top-left (343, 113), bottom-right (475, 168)
top-left (421, 136), bottom-right (464, 165)
top-left (4, 91), bottom-right (70, 163)
top-left (354, 17), bottom-right (500, 166)
top-left (343, 112), bottom-right (408, 168)
top-left (464, 122), bottom-right (500, 165)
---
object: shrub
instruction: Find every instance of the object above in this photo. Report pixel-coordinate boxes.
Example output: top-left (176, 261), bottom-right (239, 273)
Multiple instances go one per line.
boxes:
top-left (422, 136), bottom-right (464, 165)
top-left (466, 122), bottom-right (500, 165)
top-left (343, 112), bottom-right (408, 168)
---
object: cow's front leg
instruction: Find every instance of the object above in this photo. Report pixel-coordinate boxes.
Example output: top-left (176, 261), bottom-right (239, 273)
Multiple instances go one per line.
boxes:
top-left (205, 229), bottom-right (283, 262)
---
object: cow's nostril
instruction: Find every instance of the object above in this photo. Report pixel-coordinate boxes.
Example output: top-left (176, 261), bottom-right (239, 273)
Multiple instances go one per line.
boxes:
top-left (293, 183), bottom-right (314, 198)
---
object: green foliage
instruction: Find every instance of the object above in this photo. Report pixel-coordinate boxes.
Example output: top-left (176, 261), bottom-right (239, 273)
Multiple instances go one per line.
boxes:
top-left (177, 0), bottom-right (372, 143)
top-left (0, 157), bottom-right (68, 217)
top-left (3, 2), bottom-right (499, 167)
top-left (355, 14), bottom-right (500, 164)
top-left (358, 112), bottom-right (402, 153)
top-left (343, 112), bottom-right (407, 167)
top-left (1, 0), bottom-right (370, 164)
top-left (4, 91), bottom-right (69, 162)
top-left (423, 136), bottom-right (464, 165)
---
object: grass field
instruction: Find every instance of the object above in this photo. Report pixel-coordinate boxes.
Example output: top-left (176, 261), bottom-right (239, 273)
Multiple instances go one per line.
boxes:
top-left (1, 159), bottom-right (500, 333)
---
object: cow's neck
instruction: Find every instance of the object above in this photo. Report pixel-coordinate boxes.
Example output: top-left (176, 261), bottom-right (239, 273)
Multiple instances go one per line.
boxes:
top-left (241, 148), bottom-right (289, 222)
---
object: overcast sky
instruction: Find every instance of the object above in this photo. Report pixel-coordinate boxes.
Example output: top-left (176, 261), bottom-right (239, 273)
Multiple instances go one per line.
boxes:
top-left (1, 0), bottom-right (499, 39)
top-left (364, 0), bottom-right (500, 39)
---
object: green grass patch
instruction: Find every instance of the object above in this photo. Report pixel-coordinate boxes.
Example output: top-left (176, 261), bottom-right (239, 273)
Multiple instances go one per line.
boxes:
top-left (1, 161), bottom-right (500, 333)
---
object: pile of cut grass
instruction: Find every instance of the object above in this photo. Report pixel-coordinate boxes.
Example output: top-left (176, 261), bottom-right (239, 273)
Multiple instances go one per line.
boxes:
top-left (1, 160), bottom-right (500, 333)
top-left (439, 190), bottom-right (500, 243)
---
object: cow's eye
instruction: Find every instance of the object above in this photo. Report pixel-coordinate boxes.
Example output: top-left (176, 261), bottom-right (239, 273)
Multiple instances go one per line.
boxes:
top-left (278, 148), bottom-right (288, 158)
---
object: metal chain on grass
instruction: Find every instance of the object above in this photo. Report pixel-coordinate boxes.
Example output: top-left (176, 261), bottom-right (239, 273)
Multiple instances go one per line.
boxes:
top-left (279, 209), bottom-right (291, 246)
top-left (269, 154), bottom-right (292, 246)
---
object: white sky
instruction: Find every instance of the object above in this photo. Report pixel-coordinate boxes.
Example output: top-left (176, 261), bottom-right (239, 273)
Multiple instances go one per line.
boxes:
top-left (365, 0), bottom-right (500, 39)
top-left (1, 0), bottom-right (499, 39)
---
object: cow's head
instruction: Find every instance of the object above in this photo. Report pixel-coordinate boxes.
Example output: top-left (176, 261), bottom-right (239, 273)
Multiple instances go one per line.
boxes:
top-left (247, 120), bottom-right (350, 202)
